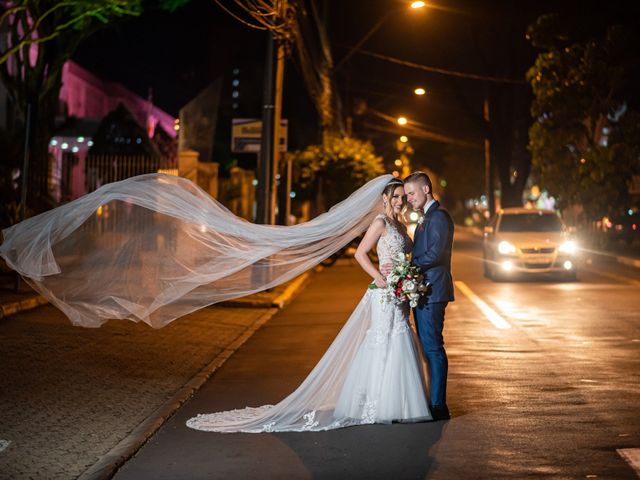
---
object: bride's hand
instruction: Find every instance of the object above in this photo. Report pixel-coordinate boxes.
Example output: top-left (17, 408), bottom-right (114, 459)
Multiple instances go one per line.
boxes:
top-left (374, 275), bottom-right (387, 288)
top-left (380, 263), bottom-right (393, 276)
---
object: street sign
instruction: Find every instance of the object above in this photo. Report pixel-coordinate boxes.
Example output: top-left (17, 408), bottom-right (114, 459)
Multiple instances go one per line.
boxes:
top-left (231, 118), bottom-right (288, 153)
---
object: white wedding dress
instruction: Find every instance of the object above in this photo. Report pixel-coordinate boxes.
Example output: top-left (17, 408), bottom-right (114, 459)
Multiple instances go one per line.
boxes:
top-left (186, 215), bottom-right (431, 433)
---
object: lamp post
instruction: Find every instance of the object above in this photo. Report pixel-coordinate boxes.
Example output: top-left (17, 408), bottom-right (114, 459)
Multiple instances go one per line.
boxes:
top-left (483, 97), bottom-right (495, 216)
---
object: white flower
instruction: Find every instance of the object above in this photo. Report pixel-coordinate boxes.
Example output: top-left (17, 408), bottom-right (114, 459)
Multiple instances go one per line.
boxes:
top-left (416, 216), bottom-right (425, 226)
top-left (403, 280), bottom-right (417, 293)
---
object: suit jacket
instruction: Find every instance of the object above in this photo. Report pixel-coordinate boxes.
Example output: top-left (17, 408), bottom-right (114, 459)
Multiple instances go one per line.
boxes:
top-left (412, 200), bottom-right (455, 303)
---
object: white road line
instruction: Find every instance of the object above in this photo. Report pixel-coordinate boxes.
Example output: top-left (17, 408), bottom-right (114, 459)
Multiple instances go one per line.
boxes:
top-left (617, 448), bottom-right (640, 477)
top-left (454, 281), bottom-right (512, 330)
top-left (0, 440), bottom-right (10, 453)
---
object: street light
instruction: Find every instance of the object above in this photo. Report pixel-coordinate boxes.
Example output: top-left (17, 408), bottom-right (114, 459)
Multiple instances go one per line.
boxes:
top-left (414, 87), bottom-right (426, 96)
top-left (411, 1), bottom-right (427, 9)
top-left (397, 116), bottom-right (408, 125)
top-left (400, 135), bottom-right (408, 142)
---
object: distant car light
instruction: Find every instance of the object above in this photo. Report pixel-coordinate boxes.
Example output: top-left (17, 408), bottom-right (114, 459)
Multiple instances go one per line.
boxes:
top-left (501, 260), bottom-right (513, 271)
top-left (563, 260), bottom-right (573, 270)
top-left (498, 241), bottom-right (517, 255)
top-left (559, 241), bottom-right (577, 254)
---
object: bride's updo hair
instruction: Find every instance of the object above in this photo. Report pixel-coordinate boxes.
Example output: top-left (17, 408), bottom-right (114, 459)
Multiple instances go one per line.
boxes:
top-left (382, 178), bottom-right (404, 198)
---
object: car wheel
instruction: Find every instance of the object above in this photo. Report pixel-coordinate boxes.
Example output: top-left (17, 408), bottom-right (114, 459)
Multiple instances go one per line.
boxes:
top-left (488, 258), bottom-right (504, 282)
top-left (483, 251), bottom-right (492, 278)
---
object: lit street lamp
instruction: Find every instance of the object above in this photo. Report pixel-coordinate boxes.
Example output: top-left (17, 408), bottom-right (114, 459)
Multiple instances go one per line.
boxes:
top-left (400, 135), bottom-right (409, 142)
top-left (414, 87), bottom-right (426, 96)
top-left (397, 116), bottom-right (408, 125)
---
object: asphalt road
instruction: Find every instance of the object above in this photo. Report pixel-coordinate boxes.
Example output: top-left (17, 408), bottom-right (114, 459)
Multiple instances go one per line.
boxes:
top-left (110, 230), bottom-right (640, 479)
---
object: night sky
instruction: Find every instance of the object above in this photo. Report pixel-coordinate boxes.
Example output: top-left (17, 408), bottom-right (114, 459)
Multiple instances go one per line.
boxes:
top-left (73, 0), bottom-right (639, 175)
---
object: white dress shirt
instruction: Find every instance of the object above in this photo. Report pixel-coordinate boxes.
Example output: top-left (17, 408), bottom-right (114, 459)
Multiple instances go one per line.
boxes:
top-left (423, 198), bottom-right (436, 214)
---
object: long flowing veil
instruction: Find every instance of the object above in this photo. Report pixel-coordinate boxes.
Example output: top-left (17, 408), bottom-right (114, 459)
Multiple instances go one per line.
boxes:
top-left (0, 173), bottom-right (392, 328)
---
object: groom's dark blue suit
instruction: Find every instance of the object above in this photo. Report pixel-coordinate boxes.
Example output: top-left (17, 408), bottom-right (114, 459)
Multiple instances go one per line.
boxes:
top-left (412, 200), bottom-right (454, 411)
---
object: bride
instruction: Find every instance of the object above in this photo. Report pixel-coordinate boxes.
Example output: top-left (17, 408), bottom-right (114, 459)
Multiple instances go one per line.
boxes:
top-left (186, 179), bottom-right (432, 432)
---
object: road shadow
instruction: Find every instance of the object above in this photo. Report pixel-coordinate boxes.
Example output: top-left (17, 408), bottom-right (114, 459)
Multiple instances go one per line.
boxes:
top-left (275, 420), bottom-right (447, 479)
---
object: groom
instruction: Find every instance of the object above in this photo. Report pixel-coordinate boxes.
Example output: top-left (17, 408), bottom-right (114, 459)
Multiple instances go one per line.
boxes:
top-left (384, 171), bottom-right (455, 420)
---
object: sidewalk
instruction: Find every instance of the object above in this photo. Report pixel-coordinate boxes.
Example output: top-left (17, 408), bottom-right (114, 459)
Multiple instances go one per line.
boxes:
top-left (0, 271), bottom-right (311, 480)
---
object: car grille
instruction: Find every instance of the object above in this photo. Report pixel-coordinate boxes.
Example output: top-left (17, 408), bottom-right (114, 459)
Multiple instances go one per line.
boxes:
top-left (524, 262), bottom-right (552, 269)
top-left (521, 247), bottom-right (555, 254)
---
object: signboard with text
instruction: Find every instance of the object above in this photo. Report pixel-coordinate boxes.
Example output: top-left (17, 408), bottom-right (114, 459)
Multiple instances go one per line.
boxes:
top-left (231, 118), bottom-right (288, 154)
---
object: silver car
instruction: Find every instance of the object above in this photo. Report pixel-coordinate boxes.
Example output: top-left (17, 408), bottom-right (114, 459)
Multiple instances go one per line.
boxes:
top-left (483, 208), bottom-right (578, 281)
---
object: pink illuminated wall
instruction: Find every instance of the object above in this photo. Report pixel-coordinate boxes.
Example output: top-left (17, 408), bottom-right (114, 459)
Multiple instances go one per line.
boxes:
top-left (47, 61), bottom-right (177, 201)
top-left (58, 61), bottom-right (176, 138)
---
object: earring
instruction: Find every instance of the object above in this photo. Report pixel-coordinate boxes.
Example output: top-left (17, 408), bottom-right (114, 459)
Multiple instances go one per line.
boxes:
top-left (383, 201), bottom-right (388, 207)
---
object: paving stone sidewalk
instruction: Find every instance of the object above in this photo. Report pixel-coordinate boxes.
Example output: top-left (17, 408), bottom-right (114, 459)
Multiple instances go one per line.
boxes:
top-left (0, 274), bottom-right (310, 480)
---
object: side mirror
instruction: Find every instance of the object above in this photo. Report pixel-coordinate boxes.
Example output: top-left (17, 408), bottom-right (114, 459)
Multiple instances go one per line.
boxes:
top-left (484, 226), bottom-right (494, 236)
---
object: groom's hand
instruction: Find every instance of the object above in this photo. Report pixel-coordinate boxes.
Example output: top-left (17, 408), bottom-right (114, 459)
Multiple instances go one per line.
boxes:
top-left (380, 263), bottom-right (393, 276)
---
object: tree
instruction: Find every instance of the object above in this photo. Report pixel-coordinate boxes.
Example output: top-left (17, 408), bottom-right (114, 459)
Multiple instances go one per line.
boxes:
top-left (288, 135), bottom-right (385, 212)
top-left (527, 15), bottom-right (640, 220)
top-left (0, 0), bottom-right (188, 213)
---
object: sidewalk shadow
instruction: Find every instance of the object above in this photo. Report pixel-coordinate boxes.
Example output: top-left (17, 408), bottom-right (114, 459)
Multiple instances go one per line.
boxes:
top-left (275, 420), bottom-right (447, 479)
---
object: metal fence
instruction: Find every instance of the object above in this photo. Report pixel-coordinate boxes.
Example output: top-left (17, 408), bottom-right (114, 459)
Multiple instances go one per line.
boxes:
top-left (85, 154), bottom-right (177, 193)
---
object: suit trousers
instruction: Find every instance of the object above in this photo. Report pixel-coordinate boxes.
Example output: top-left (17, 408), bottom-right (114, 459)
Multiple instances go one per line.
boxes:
top-left (414, 301), bottom-right (448, 407)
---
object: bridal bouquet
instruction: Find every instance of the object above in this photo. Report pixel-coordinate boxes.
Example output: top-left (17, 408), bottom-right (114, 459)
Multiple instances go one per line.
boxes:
top-left (371, 258), bottom-right (430, 308)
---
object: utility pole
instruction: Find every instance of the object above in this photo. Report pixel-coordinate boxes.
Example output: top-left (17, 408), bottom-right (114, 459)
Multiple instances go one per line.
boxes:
top-left (483, 97), bottom-right (495, 217)
top-left (257, 2), bottom-right (286, 225)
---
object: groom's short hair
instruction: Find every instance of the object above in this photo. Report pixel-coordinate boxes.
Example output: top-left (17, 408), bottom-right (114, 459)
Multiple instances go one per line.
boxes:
top-left (404, 171), bottom-right (433, 194)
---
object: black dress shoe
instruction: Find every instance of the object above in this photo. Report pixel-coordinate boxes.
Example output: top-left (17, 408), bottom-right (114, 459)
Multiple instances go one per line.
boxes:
top-left (430, 405), bottom-right (450, 421)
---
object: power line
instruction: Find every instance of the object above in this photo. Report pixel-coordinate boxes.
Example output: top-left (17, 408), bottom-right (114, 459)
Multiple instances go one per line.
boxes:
top-left (363, 121), bottom-right (481, 150)
top-left (356, 48), bottom-right (526, 85)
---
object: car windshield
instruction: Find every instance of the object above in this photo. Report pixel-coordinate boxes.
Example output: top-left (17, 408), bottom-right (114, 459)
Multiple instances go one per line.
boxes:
top-left (499, 213), bottom-right (563, 232)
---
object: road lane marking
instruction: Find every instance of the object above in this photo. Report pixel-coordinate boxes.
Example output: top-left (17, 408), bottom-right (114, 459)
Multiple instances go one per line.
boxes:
top-left (617, 448), bottom-right (640, 477)
top-left (0, 440), bottom-right (10, 453)
top-left (454, 281), bottom-right (511, 330)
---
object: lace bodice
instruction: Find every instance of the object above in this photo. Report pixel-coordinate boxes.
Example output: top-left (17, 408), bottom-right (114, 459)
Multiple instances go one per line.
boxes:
top-left (375, 215), bottom-right (412, 265)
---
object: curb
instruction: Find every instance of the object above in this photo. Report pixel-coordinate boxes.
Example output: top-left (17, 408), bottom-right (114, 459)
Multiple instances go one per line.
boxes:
top-left (271, 272), bottom-right (311, 308)
top-left (1, 272), bottom-right (313, 319)
top-left (0, 294), bottom-right (48, 319)
top-left (77, 270), bottom-right (313, 480)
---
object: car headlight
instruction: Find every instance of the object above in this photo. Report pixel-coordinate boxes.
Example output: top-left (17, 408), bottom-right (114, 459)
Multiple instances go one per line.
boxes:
top-left (559, 240), bottom-right (577, 254)
top-left (497, 241), bottom-right (517, 255)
